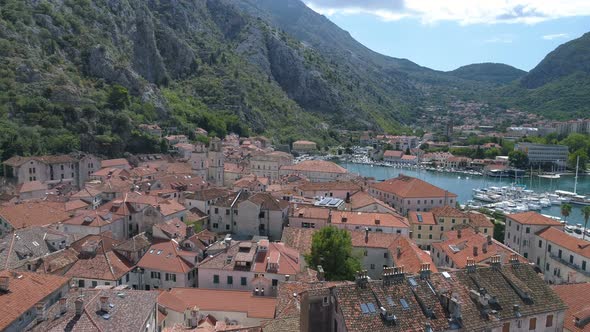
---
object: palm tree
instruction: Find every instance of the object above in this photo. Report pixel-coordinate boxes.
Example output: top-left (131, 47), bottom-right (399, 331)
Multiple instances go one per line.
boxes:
top-left (561, 203), bottom-right (572, 223)
top-left (582, 206), bottom-right (590, 241)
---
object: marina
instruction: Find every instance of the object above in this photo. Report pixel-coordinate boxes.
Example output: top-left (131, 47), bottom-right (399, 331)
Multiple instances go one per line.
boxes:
top-left (340, 161), bottom-right (590, 226)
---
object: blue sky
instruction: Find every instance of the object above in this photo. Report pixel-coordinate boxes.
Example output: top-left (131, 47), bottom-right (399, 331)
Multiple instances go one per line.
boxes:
top-left (305, 1), bottom-right (590, 71)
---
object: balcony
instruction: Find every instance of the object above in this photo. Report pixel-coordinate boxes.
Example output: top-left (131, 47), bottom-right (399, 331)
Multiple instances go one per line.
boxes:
top-left (548, 253), bottom-right (590, 277)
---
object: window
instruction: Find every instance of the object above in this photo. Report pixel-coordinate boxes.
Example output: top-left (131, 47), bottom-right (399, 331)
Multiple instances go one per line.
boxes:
top-left (165, 273), bottom-right (176, 282)
top-left (272, 279), bottom-right (278, 287)
top-left (546, 263), bottom-right (550, 271)
top-left (529, 318), bottom-right (536, 330)
top-left (516, 225), bottom-right (520, 231)
top-left (440, 226), bottom-right (444, 231)
top-left (226, 209), bottom-right (230, 215)
top-left (538, 240), bottom-right (543, 248)
top-left (526, 227), bottom-right (530, 234)
top-left (363, 250), bottom-right (368, 256)
top-left (570, 255), bottom-right (574, 264)
top-left (418, 226), bottom-right (422, 230)
top-left (241, 277), bottom-right (247, 286)
top-left (536, 257), bottom-right (540, 265)
top-left (451, 219), bottom-right (455, 223)
top-left (583, 261), bottom-right (587, 271)
top-left (524, 253), bottom-right (528, 258)
top-left (214, 208), bottom-right (219, 214)
top-left (92, 281), bottom-right (98, 288)
top-left (213, 275), bottom-right (219, 284)
top-left (151, 272), bottom-right (161, 279)
top-left (429, 234), bottom-right (433, 239)
top-left (429, 226), bottom-right (433, 231)
top-left (226, 225), bottom-right (230, 231)
top-left (548, 244), bottom-right (552, 253)
top-left (546, 314), bottom-right (553, 327)
top-left (259, 211), bottom-right (265, 218)
top-left (78, 280), bottom-right (85, 287)
top-left (370, 264), bottom-right (375, 269)
top-left (558, 249), bottom-right (562, 258)
top-left (213, 223), bottom-right (218, 229)
top-left (384, 252), bottom-right (388, 258)
top-left (418, 234), bottom-right (421, 239)
top-left (227, 276), bottom-right (233, 285)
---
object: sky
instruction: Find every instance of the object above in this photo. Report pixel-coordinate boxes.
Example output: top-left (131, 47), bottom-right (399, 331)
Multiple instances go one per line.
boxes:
top-left (304, 1), bottom-right (590, 71)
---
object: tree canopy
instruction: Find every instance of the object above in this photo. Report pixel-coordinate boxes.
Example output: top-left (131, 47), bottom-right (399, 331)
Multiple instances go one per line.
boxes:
top-left (305, 226), bottom-right (361, 281)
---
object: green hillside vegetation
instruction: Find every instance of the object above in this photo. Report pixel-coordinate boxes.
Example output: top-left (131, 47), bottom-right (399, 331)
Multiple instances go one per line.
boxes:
top-left (448, 63), bottom-right (526, 84)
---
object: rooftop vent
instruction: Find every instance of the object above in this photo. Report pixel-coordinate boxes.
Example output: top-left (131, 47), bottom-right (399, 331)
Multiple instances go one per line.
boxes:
top-left (0, 276), bottom-right (9, 292)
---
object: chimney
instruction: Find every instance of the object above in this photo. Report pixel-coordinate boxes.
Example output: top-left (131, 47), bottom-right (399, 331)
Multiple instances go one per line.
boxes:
top-left (0, 276), bottom-right (9, 292)
top-left (75, 298), bottom-right (84, 316)
top-left (473, 246), bottom-right (478, 257)
top-left (419, 263), bottom-right (431, 279)
top-left (482, 242), bottom-right (488, 254)
top-left (509, 253), bottom-right (519, 265)
top-left (466, 258), bottom-right (476, 273)
top-left (59, 298), bottom-right (67, 315)
top-left (254, 287), bottom-right (259, 296)
top-left (457, 229), bottom-right (462, 239)
top-left (261, 288), bottom-right (265, 296)
top-left (382, 266), bottom-right (394, 286)
top-left (186, 225), bottom-right (195, 238)
top-left (99, 296), bottom-right (110, 312)
top-left (189, 306), bottom-right (199, 328)
top-left (392, 266), bottom-right (405, 284)
top-left (487, 235), bottom-right (492, 245)
top-left (490, 255), bottom-right (502, 269)
top-left (355, 270), bottom-right (369, 288)
top-left (285, 274), bottom-right (290, 281)
top-left (317, 265), bottom-right (325, 281)
top-left (396, 246), bottom-right (402, 258)
top-left (35, 302), bottom-right (46, 322)
top-left (365, 227), bottom-right (369, 244)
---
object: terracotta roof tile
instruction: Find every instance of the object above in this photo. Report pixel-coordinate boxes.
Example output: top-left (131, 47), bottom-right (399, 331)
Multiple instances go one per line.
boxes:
top-left (100, 158), bottom-right (130, 168)
top-left (138, 240), bottom-right (196, 273)
top-left (331, 211), bottom-right (409, 229)
top-left (552, 283), bottom-right (590, 332)
top-left (0, 271), bottom-right (70, 330)
top-left (371, 175), bottom-right (457, 198)
top-left (281, 160), bottom-right (347, 174)
top-left (506, 211), bottom-right (563, 226)
top-left (407, 211), bottom-right (437, 225)
top-left (537, 227), bottom-right (590, 259)
top-left (160, 288), bottom-right (277, 319)
top-left (0, 201), bottom-right (71, 229)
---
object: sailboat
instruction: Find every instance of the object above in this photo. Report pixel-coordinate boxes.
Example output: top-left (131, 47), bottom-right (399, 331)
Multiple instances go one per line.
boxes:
top-left (568, 156), bottom-right (590, 206)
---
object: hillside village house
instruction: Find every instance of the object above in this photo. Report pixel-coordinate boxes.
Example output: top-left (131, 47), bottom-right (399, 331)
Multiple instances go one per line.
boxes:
top-left (369, 175), bottom-right (457, 215)
top-left (279, 160), bottom-right (351, 182)
top-left (504, 212), bottom-right (589, 284)
top-left (197, 239), bottom-right (300, 295)
top-left (408, 206), bottom-right (494, 250)
top-left (330, 210), bottom-right (409, 235)
top-left (3, 154), bottom-right (100, 189)
top-left (249, 151), bottom-right (293, 180)
top-left (0, 271), bottom-right (70, 332)
top-left (208, 192), bottom-right (289, 240)
top-left (292, 140), bottom-right (317, 153)
top-left (296, 181), bottom-right (362, 200)
top-left (383, 150), bottom-right (404, 163)
top-left (289, 206), bottom-right (331, 229)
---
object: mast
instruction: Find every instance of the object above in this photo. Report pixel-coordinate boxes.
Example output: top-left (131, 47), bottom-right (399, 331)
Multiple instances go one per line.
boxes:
top-left (574, 156), bottom-right (579, 194)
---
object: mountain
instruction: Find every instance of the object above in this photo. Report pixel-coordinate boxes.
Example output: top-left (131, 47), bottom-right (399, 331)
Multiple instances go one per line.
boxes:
top-left (492, 32), bottom-right (590, 119)
top-left (448, 63), bottom-right (526, 84)
top-left (0, 0), bottom-right (587, 161)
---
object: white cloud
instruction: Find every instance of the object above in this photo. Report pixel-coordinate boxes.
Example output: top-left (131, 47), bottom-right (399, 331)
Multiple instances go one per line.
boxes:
top-left (542, 33), bottom-right (569, 40)
top-left (306, 0), bottom-right (590, 25)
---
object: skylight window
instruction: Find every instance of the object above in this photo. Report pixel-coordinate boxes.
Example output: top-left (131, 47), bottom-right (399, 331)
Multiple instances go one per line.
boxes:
top-left (400, 299), bottom-right (410, 310)
top-left (367, 303), bottom-right (376, 313)
top-left (360, 303), bottom-right (369, 314)
top-left (386, 296), bottom-right (395, 307)
top-left (32, 241), bottom-right (39, 247)
top-left (408, 277), bottom-right (418, 287)
top-left (442, 271), bottom-right (452, 279)
top-left (157, 250), bottom-right (162, 255)
top-left (149, 249), bottom-right (154, 254)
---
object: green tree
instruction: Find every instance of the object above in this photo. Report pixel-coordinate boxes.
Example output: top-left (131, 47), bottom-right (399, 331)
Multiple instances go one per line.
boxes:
top-left (508, 150), bottom-right (529, 169)
top-left (108, 84), bottom-right (130, 110)
top-left (582, 206), bottom-right (590, 241)
top-left (561, 203), bottom-right (572, 222)
top-left (405, 147), bottom-right (411, 155)
top-left (305, 226), bottom-right (361, 281)
top-left (568, 149), bottom-right (589, 170)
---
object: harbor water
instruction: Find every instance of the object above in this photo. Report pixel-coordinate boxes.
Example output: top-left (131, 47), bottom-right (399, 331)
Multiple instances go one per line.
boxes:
top-left (341, 162), bottom-right (590, 226)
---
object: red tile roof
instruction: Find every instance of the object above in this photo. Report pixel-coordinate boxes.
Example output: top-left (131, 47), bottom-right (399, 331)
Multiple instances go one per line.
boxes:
top-left (371, 175), bottom-right (457, 198)
top-left (383, 150), bottom-right (403, 158)
top-left (17, 181), bottom-right (48, 193)
top-left (507, 211), bottom-right (563, 226)
top-left (137, 240), bottom-right (196, 273)
top-left (290, 206), bottom-right (331, 220)
top-left (430, 206), bottom-right (466, 218)
top-left (160, 288), bottom-right (277, 319)
top-left (281, 160), bottom-right (347, 174)
top-left (331, 211), bottom-right (409, 229)
top-left (100, 158), bottom-right (130, 168)
top-left (388, 236), bottom-right (438, 274)
top-left (0, 201), bottom-right (71, 229)
top-left (0, 271), bottom-right (70, 330)
top-left (432, 228), bottom-right (524, 268)
top-left (407, 211), bottom-right (436, 225)
top-left (552, 283), bottom-right (590, 332)
top-left (536, 227), bottom-right (590, 259)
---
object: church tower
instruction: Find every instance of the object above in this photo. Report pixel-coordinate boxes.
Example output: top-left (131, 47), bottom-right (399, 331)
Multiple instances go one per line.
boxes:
top-left (207, 137), bottom-right (224, 186)
top-left (189, 142), bottom-right (208, 179)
